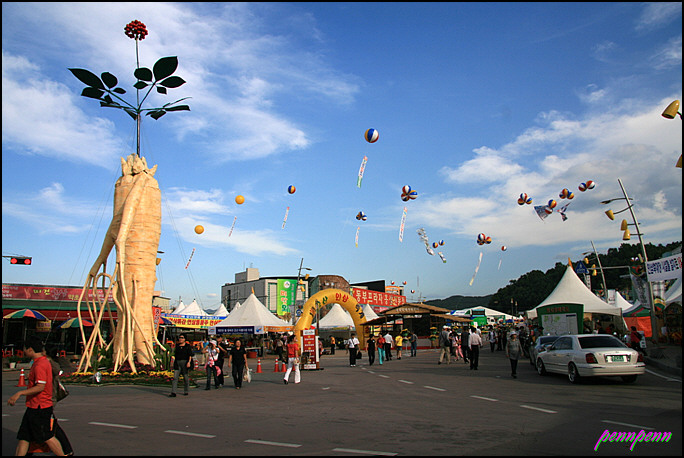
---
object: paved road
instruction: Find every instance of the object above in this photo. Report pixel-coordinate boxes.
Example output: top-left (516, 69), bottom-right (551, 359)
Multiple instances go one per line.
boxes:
top-left (3, 349), bottom-right (681, 455)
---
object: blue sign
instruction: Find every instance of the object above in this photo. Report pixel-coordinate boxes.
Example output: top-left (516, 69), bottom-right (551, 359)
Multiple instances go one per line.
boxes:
top-left (575, 261), bottom-right (589, 274)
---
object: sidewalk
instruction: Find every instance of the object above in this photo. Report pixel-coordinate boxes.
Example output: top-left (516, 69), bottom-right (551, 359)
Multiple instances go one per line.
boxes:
top-left (643, 342), bottom-right (682, 377)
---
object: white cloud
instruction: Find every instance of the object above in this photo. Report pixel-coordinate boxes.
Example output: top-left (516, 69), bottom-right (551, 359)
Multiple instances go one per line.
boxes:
top-left (635, 3), bottom-right (682, 32)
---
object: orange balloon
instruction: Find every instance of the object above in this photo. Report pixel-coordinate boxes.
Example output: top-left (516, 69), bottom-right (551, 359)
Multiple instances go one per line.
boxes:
top-left (194, 225), bottom-right (204, 234)
top-left (235, 195), bottom-right (245, 205)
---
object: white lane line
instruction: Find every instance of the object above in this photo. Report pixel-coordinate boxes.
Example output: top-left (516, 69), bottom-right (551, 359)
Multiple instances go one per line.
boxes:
top-left (367, 371), bottom-right (376, 374)
top-left (322, 387), bottom-right (331, 390)
top-left (471, 395), bottom-right (498, 402)
top-left (601, 420), bottom-right (654, 431)
top-left (520, 405), bottom-right (557, 414)
top-left (398, 380), bottom-right (414, 384)
top-left (245, 439), bottom-right (302, 448)
top-left (332, 447), bottom-right (397, 456)
top-left (165, 430), bottom-right (216, 438)
top-left (89, 421), bottom-right (137, 429)
top-left (423, 385), bottom-right (446, 392)
top-left (645, 369), bottom-right (681, 382)
top-left (378, 374), bottom-right (390, 378)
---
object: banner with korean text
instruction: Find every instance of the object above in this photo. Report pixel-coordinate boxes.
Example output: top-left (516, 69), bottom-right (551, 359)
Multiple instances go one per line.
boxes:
top-left (646, 254), bottom-right (682, 282)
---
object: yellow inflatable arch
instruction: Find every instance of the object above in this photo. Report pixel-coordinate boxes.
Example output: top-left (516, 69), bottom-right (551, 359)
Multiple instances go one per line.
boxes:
top-left (294, 289), bottom-right (367, 346)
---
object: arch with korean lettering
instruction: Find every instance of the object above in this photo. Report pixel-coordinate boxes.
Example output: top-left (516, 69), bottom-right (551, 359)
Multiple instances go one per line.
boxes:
top-left (294, 289), bottom-right (366, 341)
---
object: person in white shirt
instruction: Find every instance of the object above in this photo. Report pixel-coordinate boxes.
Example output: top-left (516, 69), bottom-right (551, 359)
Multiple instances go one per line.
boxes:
top-left (383, 332), bottom-right (393, 360)
top-left (468, 327), bottom-right (483, 370)
top-left (346, 333), bottom-right (360, 367)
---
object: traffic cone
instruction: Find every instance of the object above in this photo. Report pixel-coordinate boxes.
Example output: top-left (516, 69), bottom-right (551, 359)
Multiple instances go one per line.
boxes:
top-left (273, 359), bottom-right (279, 372)
top-left (16, 368), bottom-right (27, 387)
top-left (256, 359), bottom-right (263, 373)
top-left (280, 360), bottom-right (287, 372)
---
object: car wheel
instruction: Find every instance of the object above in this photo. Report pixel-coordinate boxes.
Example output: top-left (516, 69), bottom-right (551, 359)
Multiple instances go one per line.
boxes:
top-left (568, 363), bottom-right (580, 384)
top-left (621, 375), bottom-right (637, 383)
top-left (536, 358), bottom-right (546, 375)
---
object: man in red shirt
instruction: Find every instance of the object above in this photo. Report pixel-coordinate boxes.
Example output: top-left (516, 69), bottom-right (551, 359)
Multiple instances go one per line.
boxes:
top-left (7, 336), bottom-right (65, 456)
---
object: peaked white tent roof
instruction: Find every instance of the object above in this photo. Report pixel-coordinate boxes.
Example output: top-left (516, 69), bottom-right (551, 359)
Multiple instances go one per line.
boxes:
top-left (362, 304), bottom-right (379, 322)
top-left (179, 299), bottom-right (207, 316)
top-left (211, 293), bottom-right (291, 332)
top-left (315, 303), bottom-right (355, 330)
top-left (450, 306), bottom-right (517, 321)
top-left (171, 301), bottom-right (187, 315)
top-left (527, 265), bottom-right (621, 318)
top-left (613, 291), bottom-right (634, 312)
top-left (212, 304), bottom-right (229, 317)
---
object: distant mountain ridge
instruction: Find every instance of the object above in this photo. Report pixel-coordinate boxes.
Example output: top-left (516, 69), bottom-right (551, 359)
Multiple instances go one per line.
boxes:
top-left (425, 294), bottom-right (495, 312)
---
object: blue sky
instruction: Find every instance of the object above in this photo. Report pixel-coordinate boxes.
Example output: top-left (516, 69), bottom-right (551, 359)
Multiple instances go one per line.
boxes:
top-left (2, 2), bottom-right (682, 311)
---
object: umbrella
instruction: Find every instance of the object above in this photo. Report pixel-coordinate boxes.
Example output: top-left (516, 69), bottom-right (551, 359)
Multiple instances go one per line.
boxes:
top-left (3, 308), bottom-right (49, 320)
top-left (58, 318), bottom-right (94, 329)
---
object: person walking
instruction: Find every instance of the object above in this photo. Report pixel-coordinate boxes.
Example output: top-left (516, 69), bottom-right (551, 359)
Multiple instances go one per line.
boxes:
top-left (453, 333), bottom-right (463, 361)
top-left (488, 328), bottom-right (497, 353)
top-left (347, 332), bottom-right (360, 367)
top-left (215, 336), bottom-right (229, 387)
top-left (395, 333), bottom-right (404, 360)
top-left (629, 326), bottom-right (647, 356)
top-left (460, 327), bottom-right (470, 364)
top-left (329, 336), bottom-right (336, 355)
top-left (469, 326), bottom-right (483, 370)
top-left (438, 326), bottom-right (451, 365)
top-left (7, 336), bottom-right (66, 456)
top-left (228, 338), bottom-right (249, 390)
top-left (376, 334), bottom-right (385, 365)
top-left (274, 334), bottom-right (285, 362)
top-left (169, 334), bottom-right (193, 397)
top-left (505, 331), bottom-right (523, 378)
top-left (383, 331), bottom-right (393, 360)
top-left (410, 332), bottom-right (418, 357)
top-left (203, 340), bottom-right (220, 390)
top-left (366, 335), bottom-right (377, 366)
top-left (283, 334), bottom-right (301, 384)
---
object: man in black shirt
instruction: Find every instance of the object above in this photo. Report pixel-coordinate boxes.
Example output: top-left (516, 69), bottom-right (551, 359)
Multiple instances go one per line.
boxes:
top-left (169, 335), bottom-right (194, 397)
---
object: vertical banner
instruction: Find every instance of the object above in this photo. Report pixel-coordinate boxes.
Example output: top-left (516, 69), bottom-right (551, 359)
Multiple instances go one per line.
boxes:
top-left (357, 155), bottom-right (368, 188)
top-left (152, 306), bottom-right (162, 335)
top-left (277, 279), bottom-right (297, 316)
top-left (399, 207), bottom-right (407, 242)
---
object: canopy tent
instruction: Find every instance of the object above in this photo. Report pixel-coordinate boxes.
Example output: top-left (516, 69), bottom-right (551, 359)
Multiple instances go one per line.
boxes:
top-left (170, 301), bottom-right (187, 315)
top-left (450, 306), bottom-right (517, 323)
top-left (362, 304), bottom-right (379, 322)
top-left (526, 266), bottom-right (622, 319)
top-left (212, 304), bottom-right (229, 317)
top-left (314, 303), bottom-right (355, 331)
top-left (613, 290), bottom-right (635, 312)
top-left (665, 277), bottom-right (682, 305)
top-left (178, 299), bottom-right (207, 316)
top-left (209, 293), bottom-right (292, 334)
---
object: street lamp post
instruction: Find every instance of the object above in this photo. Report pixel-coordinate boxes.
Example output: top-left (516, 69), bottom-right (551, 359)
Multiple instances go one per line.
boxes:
top-left (293, 258), bottom-right (312, 326)
top-left (583, 240), bottom-right (608, 299)
top-left (602, 178), bottom-right (658, 343)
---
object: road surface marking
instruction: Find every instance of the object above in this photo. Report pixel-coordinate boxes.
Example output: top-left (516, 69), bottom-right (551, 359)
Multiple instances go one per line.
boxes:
top-left (332, 448), bottom-right (397, 456)
top-left (245, 439), bottom-right (302, 448)
top-left (367, 371), bottom-right (376, 374)
top-left (89, 421), bottom-right (137, 429)
top-left (378, 374), bottom-right (390, 378)
top-left (645, 369), bottom-right (681, 382)
top-left (165, 430), bottom-right (216, 438)
top-left (601, 420), bottom-right (654, 430)
top-left (471, 395), bottom-right (498, 402)
top-left (322, 387), bottom-right (331, 390)
top-left (520, 405), bottom-right (557, 414)
top-left (398, 380), bottom-right (414, 384)
top-left (423, 385), bottom-right (446, 392)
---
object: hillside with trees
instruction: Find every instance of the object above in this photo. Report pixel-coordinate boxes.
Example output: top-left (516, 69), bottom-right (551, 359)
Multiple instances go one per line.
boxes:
top-left (426, 241), bottom-right (681, 316)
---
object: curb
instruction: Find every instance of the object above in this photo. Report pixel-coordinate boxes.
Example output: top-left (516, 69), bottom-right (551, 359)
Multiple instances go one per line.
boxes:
top-left (644, 357), bottom-right (682, 378)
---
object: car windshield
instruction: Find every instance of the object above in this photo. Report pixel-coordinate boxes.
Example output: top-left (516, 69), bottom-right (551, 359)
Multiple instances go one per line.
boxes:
top-left (539, 337), bottom-right (558, 345)
top-left (578, 336), bottom-right (626, 349)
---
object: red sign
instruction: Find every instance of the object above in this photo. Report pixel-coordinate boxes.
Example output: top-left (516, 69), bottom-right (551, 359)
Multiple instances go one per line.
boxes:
top-left (351, 287), bottom-right (406, 308)
top-left (2, 284), bottom-right (114, 302)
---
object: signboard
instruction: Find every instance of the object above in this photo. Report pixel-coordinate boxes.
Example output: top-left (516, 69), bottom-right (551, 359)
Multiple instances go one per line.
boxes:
top-left (36, 320), bottom-right (52, 332)
top-left (536, 303), bottom-right (583, 336)
top-left (2, 284), bottom-right (114, 302)
top-left (301, 329), bottom-right (319, 370)
top-left (575, 261), bottom-right (589, 275)
top-left (162, 313), bottom-right (225, 329)
top-left (351, 287), bottom-right (406, 308)
top-left (646, 254), bottom-right (682, 281)
top-left (277, 279), bottom-right (296, 315)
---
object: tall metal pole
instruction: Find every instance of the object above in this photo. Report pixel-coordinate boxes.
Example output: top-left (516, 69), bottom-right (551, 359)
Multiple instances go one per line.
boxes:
top-left (590, 240), bottom-right (608, 298)
top-left (617, 178), bottom-right (658, 344)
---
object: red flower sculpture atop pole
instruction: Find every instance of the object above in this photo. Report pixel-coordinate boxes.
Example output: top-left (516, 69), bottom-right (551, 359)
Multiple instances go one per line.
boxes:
top-left (124, 20), bottom-right (148, 40)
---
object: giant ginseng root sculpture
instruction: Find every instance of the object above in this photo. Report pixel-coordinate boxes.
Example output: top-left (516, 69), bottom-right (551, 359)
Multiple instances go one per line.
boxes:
top-left (70, 20), bottom-right (190, 373)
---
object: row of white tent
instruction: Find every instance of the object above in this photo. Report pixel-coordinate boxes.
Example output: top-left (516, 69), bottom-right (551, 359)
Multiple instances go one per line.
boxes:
top-left (171, 300), bottom-right (230, 318)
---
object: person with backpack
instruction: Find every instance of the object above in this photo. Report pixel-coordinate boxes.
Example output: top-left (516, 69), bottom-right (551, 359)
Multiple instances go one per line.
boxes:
top-left (630, 326), bottom-right (647, 356)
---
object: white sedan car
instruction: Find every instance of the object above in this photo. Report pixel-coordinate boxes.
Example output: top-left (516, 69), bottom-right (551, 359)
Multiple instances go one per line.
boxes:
top-left (535, 334), bottom-right (645, 384)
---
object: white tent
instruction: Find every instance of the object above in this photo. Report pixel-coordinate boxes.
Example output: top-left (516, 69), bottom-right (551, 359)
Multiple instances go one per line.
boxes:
top-left (665, 277), bottom-right (682, 305)
top-left (527, 265), bottom-right (622, 319)
top-left (362, 304), bottom-right (379, 322)
top-left (179, 299), bottom-right (207, 316)
top-left (210, 293), bottom-right (291, 334)
top-left (171, 301), bottom-right (186, 315)
top-left (212, 303), bottom-right (229, 317)
top-left (315, 303), bottom-right (355, 330)
top-left (450, 306), bottom-right (516, 322)
top-left (613, 291), bottom-right (634, 312)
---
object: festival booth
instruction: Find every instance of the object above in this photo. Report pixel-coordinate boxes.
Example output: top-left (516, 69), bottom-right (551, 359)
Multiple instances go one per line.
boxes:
top-left (314, 303), bottom-right (356, 349)
top-left (449, 307), bottom-right (517, 327)
top-left (664, 278), bottom-right (682, 343)
top-left (208, 293), bottom-right (292, 357)
top-left (526, 265), bottom-right (622, 336)
top-left (161, 300), bottom-right (225, 349)
top-left (622, 301), bottom-right (665, 338)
